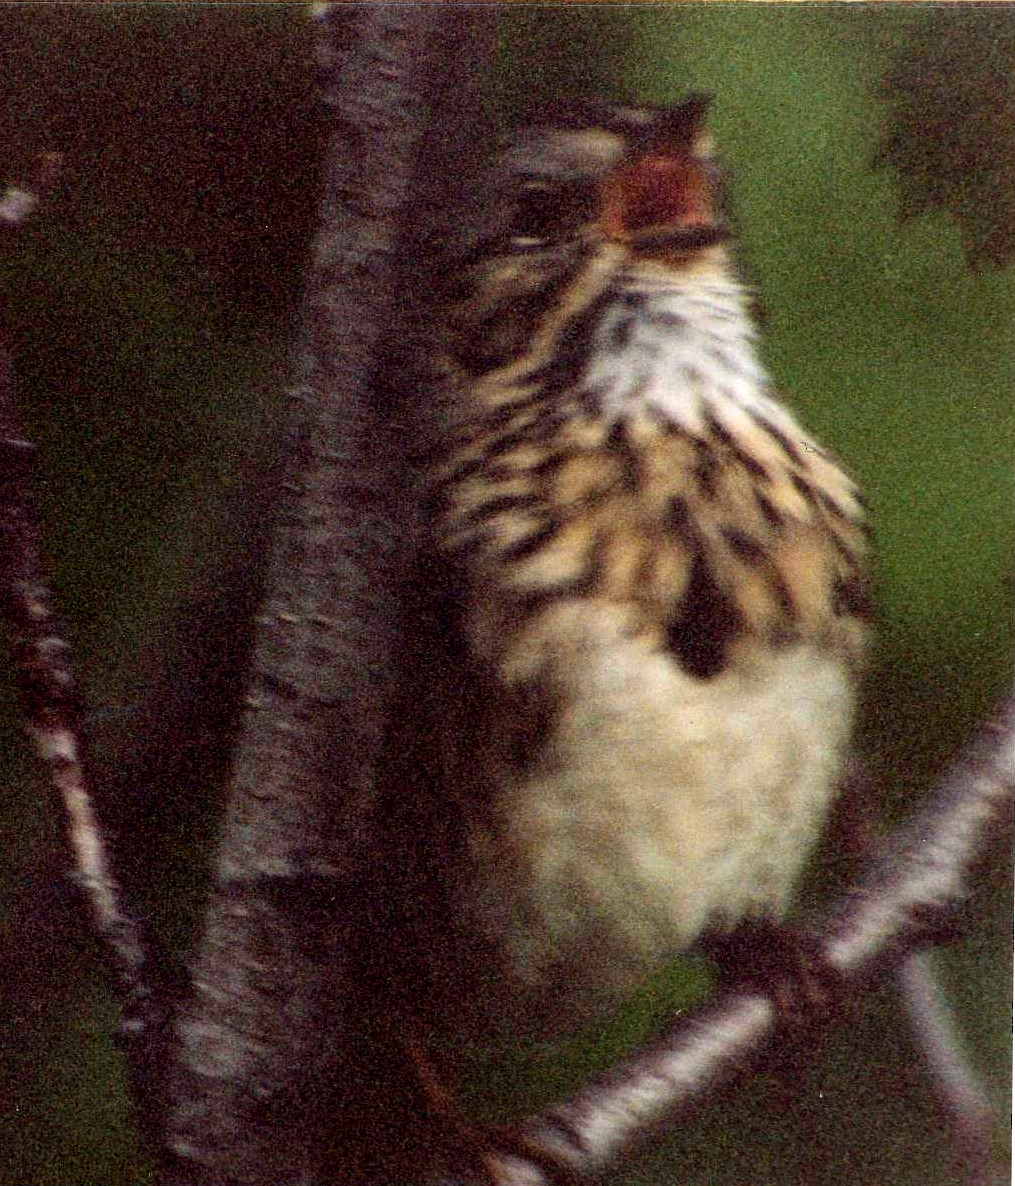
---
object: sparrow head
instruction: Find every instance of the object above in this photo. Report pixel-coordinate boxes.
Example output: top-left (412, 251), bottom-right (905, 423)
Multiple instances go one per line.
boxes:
top-left (438, 96), bottom-right (734, 377)
top-left (446, 94), bottom-right (730, 273)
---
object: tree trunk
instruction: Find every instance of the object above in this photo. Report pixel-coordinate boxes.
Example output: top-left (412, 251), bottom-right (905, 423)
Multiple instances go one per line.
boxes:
top-left (162, 9), bottom-right (498, 1183)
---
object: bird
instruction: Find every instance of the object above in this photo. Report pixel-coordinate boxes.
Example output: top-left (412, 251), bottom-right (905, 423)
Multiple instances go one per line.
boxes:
top-left (377, 92), bottom-right (871, 1163)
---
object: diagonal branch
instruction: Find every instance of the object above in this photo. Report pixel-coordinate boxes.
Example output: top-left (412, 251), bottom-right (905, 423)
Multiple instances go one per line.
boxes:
top-left (0, 153), bottom-right (174, 1150)
top-left (896, 950), bottom-right (999, 1186)
top-left (484, 698), bottom-right (1013, 1185)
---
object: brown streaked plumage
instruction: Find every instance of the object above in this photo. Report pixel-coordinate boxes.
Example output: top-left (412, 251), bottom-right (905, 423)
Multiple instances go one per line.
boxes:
top-left (386, 95), bottom-right (871, 1051)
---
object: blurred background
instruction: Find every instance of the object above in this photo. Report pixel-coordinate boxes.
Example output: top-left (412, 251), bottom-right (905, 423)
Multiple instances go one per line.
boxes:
top-left (0, 6), bottom-right (1010, 1184)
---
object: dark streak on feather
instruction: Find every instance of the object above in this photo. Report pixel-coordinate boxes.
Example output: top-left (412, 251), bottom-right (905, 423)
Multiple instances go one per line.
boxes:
top-left (826, 525), bottom-right (864, 568)
top-left (441, 526), bottom-right (496, 559)
top-left (610, 315), bottom-right (636, 350)
top-left (617, 289), bottom-right (648, 313)
top-left (815, 487), bottom-right (854, 523)
top-left (439, 455), bottom-right (489, 486)
top-left (754, 489), bottom-right (784, 531)
top-left (759, 418), bottom-right (805, 466)
top-left (605, 418), bottom-right (641, 491)
top-left (834, 572), bottom-right (873, 620)
top-left (790, 471), bottom-right (816, 505)
top-left (667, 495), bottom-right (699, 548)
top-left (693, 445), bottom-right (720, 498)
top-left (455, 492), bottom-right (544, 531)
top-left (705, 410), bottom-right (769, 480)
top-left (721, 526), bottom-right (768, 565)
top-left (498, 517), bottom-right (563, 563)
top-left (644, 310), bottom-right (688, 332)
top-left (722, 526), bottom-right (796, 617)
top-left (665, 552), bottom-right (741, 679)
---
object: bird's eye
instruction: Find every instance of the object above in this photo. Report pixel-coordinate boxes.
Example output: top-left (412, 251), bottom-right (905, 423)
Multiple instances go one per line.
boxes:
top-left (509, 179), bottom-right (596, 247)
top-left (510, 182), bottom-right (560, 244)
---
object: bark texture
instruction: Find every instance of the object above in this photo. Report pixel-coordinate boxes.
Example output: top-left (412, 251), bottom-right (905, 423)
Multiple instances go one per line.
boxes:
top-left (163, 10), bottom-right (498, 1183)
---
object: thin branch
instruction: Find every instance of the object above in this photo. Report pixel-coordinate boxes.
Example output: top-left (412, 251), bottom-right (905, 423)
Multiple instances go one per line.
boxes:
top-left (896, 951), bottom-right (998, 1186)
top-left (0, 153), bottom-right (173, 1150)
top-left (824, 755), bottom-right (999, 1174)
top-left (0, 157), bottom-right (136, 971)
top-left (485, 698), bottom-right (1013, 1185)
top-left (0, 151), bottom-right (60, 228)
top-left (827, 698), bottom-right (1011, 974)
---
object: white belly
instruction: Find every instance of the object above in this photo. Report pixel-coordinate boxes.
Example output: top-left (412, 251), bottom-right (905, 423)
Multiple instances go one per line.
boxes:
top-left (455, 601), bottom-right (855, 1012)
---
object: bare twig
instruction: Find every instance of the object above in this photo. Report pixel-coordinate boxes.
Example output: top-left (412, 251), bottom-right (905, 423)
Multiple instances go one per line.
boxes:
top-left (0, 153), bottom-right (173, 1150)
top-left (826, 699), bottom-right (1011, 974)
top-left (0, 151), bottom-right (60, 229)
top-left (487, 699), bottom-right (1013, 1185)
top-left (897, 951), bottom-right (998, 1186)
top-left (826, 756), bottom-right (999, 1176)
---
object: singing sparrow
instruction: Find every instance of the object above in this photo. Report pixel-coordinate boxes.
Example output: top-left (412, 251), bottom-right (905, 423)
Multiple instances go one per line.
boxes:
top-left (383, 94), bottom-right (870, 1067)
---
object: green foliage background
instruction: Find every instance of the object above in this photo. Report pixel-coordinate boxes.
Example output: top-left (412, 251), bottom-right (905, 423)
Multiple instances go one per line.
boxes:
top-left (0, 6), bottom-right (1010, 1186)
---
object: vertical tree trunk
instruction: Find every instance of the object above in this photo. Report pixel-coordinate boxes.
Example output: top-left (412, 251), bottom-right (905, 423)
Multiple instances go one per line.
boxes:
top-left (162, 9), bottom-right (498, 1183)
